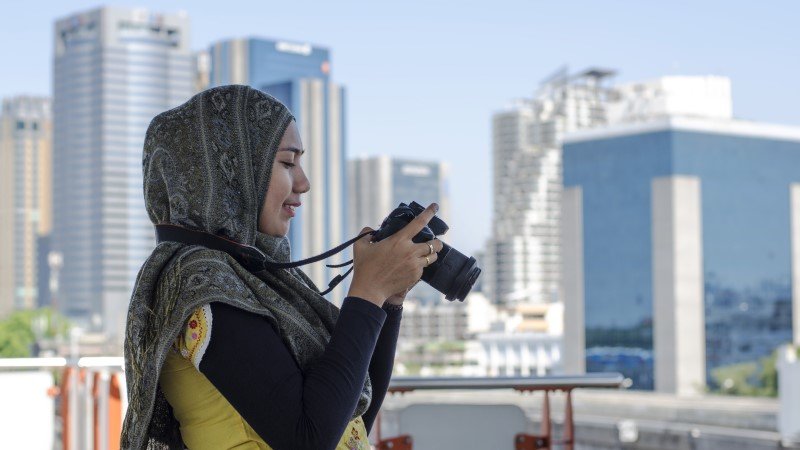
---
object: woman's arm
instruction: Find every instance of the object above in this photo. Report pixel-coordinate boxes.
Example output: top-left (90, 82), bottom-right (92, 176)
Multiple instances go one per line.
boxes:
top-left (198, 297), bottom-right (386, 450)
top-left (361, 305), bottom-right (402, 433)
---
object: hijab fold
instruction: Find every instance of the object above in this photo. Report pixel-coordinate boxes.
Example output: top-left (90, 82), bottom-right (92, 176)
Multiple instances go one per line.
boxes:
top-left (121, 85), bottom-right (371, 450)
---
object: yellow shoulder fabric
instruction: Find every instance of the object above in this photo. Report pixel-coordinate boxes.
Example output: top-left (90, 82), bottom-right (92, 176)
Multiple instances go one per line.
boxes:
top-left (176, 304), bottom-right (213, 369)
top-left (159, 305), bottom-right (371, 450)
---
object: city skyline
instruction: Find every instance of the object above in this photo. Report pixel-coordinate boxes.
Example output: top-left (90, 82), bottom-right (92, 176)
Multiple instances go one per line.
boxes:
top-left (2, 1), bottom-right (799, 254)
top-left (3, 5), bottom-right (800, 448)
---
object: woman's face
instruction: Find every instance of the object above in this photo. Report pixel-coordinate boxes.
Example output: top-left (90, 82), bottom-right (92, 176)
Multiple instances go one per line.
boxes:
top-left (258, 121), bottom-right (310, 237)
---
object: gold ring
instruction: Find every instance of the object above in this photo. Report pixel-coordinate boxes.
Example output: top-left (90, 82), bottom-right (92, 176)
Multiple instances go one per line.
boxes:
top-left (425, 256), bottom-right (431, 266)
top-left (428, 243), bottom-right (435, 255)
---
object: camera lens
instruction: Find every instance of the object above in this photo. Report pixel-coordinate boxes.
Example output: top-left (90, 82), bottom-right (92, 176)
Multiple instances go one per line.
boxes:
top-left (421, 243), bottom-right (481, 301)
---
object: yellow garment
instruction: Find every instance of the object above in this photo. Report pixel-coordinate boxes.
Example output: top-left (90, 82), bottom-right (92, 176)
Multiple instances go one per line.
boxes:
top-left (159, 306), bottom-right (370, 450)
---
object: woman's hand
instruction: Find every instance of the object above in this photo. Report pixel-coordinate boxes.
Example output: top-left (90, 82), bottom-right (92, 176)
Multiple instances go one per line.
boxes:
top-left (348, 203), bottom-right (443, 307)
top-left (385, 282), bottom-right (418, 306)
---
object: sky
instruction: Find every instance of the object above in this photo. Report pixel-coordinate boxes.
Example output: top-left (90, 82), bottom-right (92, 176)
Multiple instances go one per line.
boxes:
top-left (2, 0), bottom-right (799, 254)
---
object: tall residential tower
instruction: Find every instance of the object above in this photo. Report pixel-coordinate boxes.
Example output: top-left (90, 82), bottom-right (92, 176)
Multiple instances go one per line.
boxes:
top-left (0, 97), bottom-right (52, 316)
top-left (486, 68), bottom-right (614, 308)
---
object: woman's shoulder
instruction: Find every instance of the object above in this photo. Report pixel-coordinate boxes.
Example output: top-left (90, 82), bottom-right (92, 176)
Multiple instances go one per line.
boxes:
top-left (158, 245), bottom-right (255, 300)
top-left (175, 304), bottom-right (214, 369)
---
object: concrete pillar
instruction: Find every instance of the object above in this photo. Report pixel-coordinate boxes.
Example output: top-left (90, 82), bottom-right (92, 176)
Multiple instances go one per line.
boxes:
top-left (652, 176), bottom-right (706, 396)
top-left (778, 345), bottom-right (800, 446)
top-left (791, 184), bottom-right (800, 345)
top-left (561, 186), bottom-right (585, 374)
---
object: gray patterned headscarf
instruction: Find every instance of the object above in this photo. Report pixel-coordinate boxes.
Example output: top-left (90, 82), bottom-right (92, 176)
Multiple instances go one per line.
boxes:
top-left (121, 85), bottom-right (371, 450)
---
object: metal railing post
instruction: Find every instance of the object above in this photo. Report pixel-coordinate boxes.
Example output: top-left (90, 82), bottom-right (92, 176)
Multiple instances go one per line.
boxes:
top-left (109, 372), bottom-right (123, 450)
top-left (563, 390), bottom-right (574, 450)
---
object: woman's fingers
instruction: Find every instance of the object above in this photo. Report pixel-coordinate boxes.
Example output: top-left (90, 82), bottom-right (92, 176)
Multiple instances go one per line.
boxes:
top-left (414, 238), bottom-right (444, 257)
top-left (354, 227), bottom-right (375, 247)
top-left (420, 251), bottom-right (439, 267)
top-left (397, 203), bottom-right (439, 241)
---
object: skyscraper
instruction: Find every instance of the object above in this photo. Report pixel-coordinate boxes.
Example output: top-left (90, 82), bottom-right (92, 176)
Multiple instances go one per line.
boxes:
top-left (52, 7), bottom-right (193, 337)
top-left (486, 68), bottom-right (614, 308)
top-left (562, 114), bottom-right (800, 395)
top-left (0, 96), bottom-right (52, 316)
top-left (210, 38), bottom-right (348, 302)
top-left (349, 156), bottom-right (450, 304)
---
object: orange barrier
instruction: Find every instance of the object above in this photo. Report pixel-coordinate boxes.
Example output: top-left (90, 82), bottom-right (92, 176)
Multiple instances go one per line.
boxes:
top-left (60, 367), bottom-right (124, 450)
top-left (108, 373), bottom-right (123, 450)
top-left (61, 367), bottom-right (73, 450)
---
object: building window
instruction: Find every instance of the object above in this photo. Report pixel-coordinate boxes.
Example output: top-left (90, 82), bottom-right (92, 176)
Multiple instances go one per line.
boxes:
top-left (16, 121), bottom-right (25, 130)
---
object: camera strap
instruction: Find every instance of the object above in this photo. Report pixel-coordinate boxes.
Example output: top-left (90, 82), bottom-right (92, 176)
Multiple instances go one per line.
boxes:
top-left (155, 224), bottom-right (372, 296)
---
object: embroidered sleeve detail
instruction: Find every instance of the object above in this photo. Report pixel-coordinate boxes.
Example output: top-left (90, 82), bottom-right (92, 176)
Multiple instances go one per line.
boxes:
top-left (177, 304), bottom-right (213, 370)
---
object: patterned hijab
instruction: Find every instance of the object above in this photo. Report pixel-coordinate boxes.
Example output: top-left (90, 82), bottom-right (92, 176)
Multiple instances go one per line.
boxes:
top-left (121, 85), bottom-right (371, 450)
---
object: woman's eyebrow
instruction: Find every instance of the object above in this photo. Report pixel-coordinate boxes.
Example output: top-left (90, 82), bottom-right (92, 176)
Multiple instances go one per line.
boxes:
top-left (278, 147), bottom-right (305, 155)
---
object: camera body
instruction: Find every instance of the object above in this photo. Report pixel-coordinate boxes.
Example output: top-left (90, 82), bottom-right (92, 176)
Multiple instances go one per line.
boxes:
top-left (372, 201), bottom-right (481, 302)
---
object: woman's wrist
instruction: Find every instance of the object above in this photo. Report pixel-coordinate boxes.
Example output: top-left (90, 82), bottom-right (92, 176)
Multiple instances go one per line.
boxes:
top-left (347, 282), bottom-right (386, 307)
top-left (382, 302), bottom-right (404, 311)
top-left (384, 296), bottom-right (404, 306)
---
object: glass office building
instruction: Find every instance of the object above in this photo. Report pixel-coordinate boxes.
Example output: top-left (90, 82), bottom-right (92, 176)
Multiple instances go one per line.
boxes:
top-left (561, 117), bottom-right (800, 394)
top-left (52, 7), bottom-right (194, 338)
top-left (210, 38), bottom-right (348, 302)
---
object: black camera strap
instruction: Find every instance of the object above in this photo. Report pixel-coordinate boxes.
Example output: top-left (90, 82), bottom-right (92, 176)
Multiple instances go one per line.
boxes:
top-left (155, 224), bottom-right (373, 296)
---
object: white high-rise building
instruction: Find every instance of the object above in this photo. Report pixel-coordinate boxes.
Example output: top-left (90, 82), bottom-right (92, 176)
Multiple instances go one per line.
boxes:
top-left (606, 76), bottom-right (733, 124)
top-left (0, 97), bottom-right (52, 316)
top-left (486, 68), bottom-right (614, 307)
top-left (52, 7), bottom-right (193, 339)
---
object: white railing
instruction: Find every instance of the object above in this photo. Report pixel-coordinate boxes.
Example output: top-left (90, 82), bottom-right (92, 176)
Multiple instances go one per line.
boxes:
top-left (0, 357), bottom-right (125, 450)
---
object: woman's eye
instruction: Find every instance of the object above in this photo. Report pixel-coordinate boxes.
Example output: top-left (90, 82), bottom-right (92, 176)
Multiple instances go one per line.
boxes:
top-left (282, 162), bottom-right (296, 168)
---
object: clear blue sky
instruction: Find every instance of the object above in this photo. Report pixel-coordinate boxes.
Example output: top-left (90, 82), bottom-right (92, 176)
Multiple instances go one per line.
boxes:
top-left (3, 1), bottom-right (799, 254)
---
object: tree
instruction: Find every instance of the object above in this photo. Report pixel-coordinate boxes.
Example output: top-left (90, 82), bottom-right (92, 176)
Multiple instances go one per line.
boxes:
top-left (711, 345), bottom-right (800, 397)
top-left (0, 308), bottom-right (70, 357)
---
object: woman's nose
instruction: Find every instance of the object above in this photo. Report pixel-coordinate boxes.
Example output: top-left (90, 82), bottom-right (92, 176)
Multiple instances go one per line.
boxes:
top-left (295, 168), bottom-right (311, 194)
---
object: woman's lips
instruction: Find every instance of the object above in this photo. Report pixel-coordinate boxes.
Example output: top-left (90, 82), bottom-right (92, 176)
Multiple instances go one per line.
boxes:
top-left (282, 203), bottom-right (299, 218)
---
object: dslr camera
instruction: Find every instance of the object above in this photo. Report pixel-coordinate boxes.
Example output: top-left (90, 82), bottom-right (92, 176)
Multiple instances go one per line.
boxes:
top-left (372, 201), bottom-right (481, 302)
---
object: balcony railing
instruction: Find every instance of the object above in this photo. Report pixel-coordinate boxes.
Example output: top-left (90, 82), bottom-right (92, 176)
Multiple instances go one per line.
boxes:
top-left (0, 358), bottom-right (623, 450)
top-left (376, 373), bottom-right (625, 450)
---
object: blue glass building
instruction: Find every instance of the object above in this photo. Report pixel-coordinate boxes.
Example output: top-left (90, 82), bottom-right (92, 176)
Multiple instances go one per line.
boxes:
top-left (561, 118), bottom-right (800, 394)
top-left (210, 38), bottom-right (348, 302)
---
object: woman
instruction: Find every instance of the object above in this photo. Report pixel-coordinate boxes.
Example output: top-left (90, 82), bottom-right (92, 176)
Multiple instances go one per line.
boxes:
top-left (121, 85), bottom-right (443, 450)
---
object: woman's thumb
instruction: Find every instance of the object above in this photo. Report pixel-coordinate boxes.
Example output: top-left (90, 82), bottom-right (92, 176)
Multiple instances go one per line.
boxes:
top-left (354, 227), bottom-right (375, 247)
top-left (358, 227), bottom-right (375, 239)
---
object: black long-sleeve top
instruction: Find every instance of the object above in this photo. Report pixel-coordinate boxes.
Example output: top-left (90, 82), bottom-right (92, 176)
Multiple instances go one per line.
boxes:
top-left (197, 297), bottom-right (402, 450)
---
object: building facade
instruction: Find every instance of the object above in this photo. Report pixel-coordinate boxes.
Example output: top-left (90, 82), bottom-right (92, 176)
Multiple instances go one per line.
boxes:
top-left (210, 38), bottom-right (348, 302)
top-left (0, 97), bottom-right (52, 316)
top-left (476, 331), bottom-right (562, 377)
top-left (52, 7), bottom-right (194, 337)
top-left (562, 117), bottom-right (800, 394)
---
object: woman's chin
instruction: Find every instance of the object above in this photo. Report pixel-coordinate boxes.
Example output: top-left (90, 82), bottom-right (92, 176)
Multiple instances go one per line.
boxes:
top-left (259, 220), bottom-right (290, 238)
